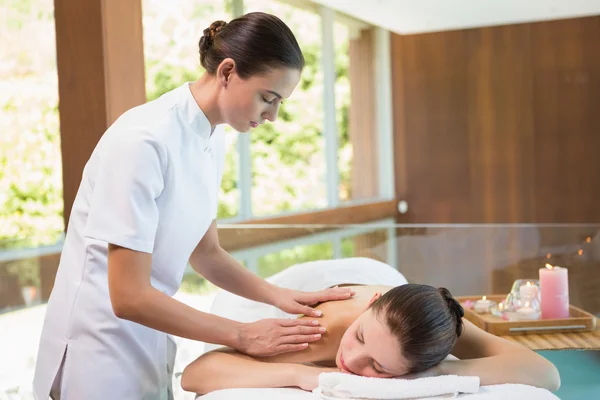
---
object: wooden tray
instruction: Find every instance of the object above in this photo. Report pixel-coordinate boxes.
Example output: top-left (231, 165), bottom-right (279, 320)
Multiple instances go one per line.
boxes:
top-left (456, 295), bottom-right (597, 336)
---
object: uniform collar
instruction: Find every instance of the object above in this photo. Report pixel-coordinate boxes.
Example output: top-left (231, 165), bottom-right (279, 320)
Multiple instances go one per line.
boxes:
top-left (181, 82), bottom-right (214, 140)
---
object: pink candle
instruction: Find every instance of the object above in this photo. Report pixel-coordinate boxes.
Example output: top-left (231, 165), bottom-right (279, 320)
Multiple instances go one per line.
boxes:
top-left (539, 264), bottom-right (569, 319)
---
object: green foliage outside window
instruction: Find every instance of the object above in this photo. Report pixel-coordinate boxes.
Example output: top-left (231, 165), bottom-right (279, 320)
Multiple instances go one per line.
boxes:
top-left (0, 0), bottom-right (352, 246)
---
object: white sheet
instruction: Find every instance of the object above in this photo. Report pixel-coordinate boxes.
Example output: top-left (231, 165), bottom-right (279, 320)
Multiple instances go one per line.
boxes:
top-left (200, 384), bottom-right (559, 400)
top-left (196, 258), bottom-right (559, 400)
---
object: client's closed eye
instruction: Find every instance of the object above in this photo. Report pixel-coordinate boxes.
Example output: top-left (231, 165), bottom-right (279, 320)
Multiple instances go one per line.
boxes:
top-left (355, 329), bottom-right (364, 343)
top-left (356, 327), bottom-right (386, 375)
top-left (372, 362), bottom-right (385, 375)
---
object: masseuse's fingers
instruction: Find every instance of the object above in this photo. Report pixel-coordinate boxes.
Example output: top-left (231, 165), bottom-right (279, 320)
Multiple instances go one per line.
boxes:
top-left (275, 343), bottom-right (310, 354)
top-left (280, 322), bottom-right (325, 332)
top-left (278, 319), bottom-right (326, 335)
top-left (297, 304), bottom-right (325, 318)
top-left (238, 318), bottom-right (326, 357)
top-left (279, 333), bottom-right (323, 345)
top-left (278, 319), bottom-right (321, 327)
top-left (277, 319), bottom-right (327, 346)
top-left (296, 287), bottom-right (355, 306)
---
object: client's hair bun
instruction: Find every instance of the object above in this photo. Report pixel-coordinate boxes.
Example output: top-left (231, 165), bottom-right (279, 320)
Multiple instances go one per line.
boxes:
top-left (438, 287), bottom-right (465, 337)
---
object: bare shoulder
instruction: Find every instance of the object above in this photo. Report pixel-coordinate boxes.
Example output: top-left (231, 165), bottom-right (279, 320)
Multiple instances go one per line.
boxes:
top-left (260, 309), bottom-right (350, 364)
top-left (452, 318), bottom-right (526, 360)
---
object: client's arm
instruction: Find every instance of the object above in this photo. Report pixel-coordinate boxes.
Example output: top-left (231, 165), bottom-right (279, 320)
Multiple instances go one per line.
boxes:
top-left (181, 348), bottom-right (299, 394)
top-left (437, 319), bottom-right (560, 391)
top-left (181, 314), bottom-right (343, 394)
top-left (180, 347), bottom-right (337, 394)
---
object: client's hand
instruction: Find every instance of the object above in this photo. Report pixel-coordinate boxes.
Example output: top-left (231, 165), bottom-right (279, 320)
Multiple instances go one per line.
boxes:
top-left (236, 318), bottom-right (326, 357)
top-left (295, 364), bottom-right (342, 391)
top-left (273, 287), bottom-right (356, 317)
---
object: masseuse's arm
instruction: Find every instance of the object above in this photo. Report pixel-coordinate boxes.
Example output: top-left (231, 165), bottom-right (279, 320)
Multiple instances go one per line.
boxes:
top-left (108, 244), bottom-right (323, 356)
top-left (188, 220), bottom-right (354, 317)
top-left (108, 244), bottom-right (242, 345)
top-left (188, 220), bottom-right (283, 307)
top-left (438, 319), bottom-right (561, 391)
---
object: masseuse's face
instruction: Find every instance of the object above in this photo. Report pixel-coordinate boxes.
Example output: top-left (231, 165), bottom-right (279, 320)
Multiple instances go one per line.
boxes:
top-left (335, 295), bottom-right (410, 378)
top-left (217, 59), bottom-right (301, 133)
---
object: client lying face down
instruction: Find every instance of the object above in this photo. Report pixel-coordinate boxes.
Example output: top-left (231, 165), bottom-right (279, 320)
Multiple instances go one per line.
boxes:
top-left (181, 283), bottom-right (559, 394)
top-left (335, 284), bottom-right (463, 377)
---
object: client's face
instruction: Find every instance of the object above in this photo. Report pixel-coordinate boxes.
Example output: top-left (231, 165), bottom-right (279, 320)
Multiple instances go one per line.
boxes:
top-left (335, 308), bottom-right (410, 378)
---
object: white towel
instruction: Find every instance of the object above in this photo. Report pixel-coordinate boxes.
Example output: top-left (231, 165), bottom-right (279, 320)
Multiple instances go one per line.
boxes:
top-left (313, 372), bottom-right (480, 400)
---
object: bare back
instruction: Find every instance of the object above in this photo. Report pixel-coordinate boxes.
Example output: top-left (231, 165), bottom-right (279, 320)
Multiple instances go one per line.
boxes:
top-left (258, 284), bottom-right (393, 365)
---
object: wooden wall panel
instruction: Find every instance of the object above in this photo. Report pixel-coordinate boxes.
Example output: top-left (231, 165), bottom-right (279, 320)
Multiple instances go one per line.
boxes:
top-left (466, 24), bottom-right (535, 223)
top-left (399, 30), bottom-right (471, 222)
top-left (531, 17), bottom-right (600, 223)
top-left (393, 16), bottom-right (600, 223)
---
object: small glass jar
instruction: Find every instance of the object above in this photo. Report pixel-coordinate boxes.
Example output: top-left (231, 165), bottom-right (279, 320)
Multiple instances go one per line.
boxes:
top-left (502, 279), bottom-right (541, 321)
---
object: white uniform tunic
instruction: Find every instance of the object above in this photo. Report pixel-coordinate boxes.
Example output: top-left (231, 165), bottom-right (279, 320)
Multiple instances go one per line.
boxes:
top-left (33, 82), bottom-right (226, 399)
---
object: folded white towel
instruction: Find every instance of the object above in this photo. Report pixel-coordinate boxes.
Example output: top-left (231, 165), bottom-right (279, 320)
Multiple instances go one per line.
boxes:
top-left (313, 372), bottom-right (480, 400)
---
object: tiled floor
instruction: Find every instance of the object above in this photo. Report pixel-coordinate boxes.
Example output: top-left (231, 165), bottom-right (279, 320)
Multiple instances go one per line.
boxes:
top-left (0, 292), bottom-right (216, 400)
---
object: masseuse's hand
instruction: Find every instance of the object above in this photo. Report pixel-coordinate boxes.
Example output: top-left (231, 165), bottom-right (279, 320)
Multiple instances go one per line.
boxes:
top-left (236, 318), bottom-right (327, 357)
top-left (273, 287), bottom-right (356, 317)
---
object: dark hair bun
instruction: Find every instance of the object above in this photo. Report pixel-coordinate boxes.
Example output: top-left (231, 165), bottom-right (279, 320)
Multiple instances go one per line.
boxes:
top-left (199, 20), bottom-right (227, 64)
top-left (196, 12), bottom-right (304, 78)
top-left (438, 287), bottom-right (464, 337)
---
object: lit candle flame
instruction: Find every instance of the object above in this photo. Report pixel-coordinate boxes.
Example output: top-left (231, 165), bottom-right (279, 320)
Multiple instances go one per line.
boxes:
top-left (578, 249), bottom-right (584, 256)
top-left (482, 296), bottom-right (487, 301)
top-left (545, 263), bottom-right (554, 269)
top-left (526, 282), bottom-right (532, 286)
top-left (586, 237), bottom-right (592, 243)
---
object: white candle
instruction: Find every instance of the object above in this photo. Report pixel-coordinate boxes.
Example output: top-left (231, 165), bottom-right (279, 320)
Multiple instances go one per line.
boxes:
top-left (474, 296), bottom-right (494, 314)
top-left (519, 282), bottom-right (539, 299)
top-left (516, 302), bottom-right (541, 320)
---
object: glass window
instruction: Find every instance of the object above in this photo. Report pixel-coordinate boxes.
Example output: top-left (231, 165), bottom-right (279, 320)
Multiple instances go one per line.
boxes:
top-left (142, 0), bottom-right (239, 219)
top-left (244, 0), bottom-right (327, 216)
top-left (257, 242), bottom-right (333, 278)
top-left (341, 230), bottom-right (389, 263)
top-left (335, 22), bottom-right (352, 202)
top-left (0, 0), bottom-right (63, 247)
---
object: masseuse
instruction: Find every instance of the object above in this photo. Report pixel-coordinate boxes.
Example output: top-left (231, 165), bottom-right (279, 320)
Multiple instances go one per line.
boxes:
top-left (33, 12), bottom-right (353, 400)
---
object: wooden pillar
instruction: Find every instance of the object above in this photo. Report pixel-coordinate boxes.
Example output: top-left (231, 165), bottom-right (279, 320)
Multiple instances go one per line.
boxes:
top-left (348, 28), bottom-right (378, 200)
top-left (54, 0), bottom-right (146, 227)
top-left (348, 28), bottom-right (386, 256)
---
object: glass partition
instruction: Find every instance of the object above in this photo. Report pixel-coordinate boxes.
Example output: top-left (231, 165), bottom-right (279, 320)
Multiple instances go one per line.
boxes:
top-left (2, 223), bottom-right (599, 398)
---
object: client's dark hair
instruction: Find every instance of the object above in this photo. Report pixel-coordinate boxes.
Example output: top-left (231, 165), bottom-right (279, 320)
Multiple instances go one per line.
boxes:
top-left (199, 12), bottom-right (304, 78)
top-left (370, 284), bottom-right (464, 373)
